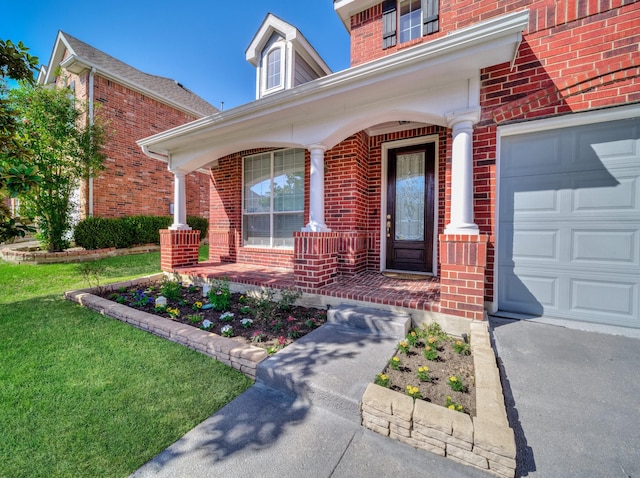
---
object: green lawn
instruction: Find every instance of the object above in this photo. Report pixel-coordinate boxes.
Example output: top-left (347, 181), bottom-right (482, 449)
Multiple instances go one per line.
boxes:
top-left (0, 245), bottom-right (252, 478)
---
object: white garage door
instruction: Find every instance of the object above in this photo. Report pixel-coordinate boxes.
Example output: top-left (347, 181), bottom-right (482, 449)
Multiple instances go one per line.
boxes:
top-left (498, 116), bottom-right (640, 328)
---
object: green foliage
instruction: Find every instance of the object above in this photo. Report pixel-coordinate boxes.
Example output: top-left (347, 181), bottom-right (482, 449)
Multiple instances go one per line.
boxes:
top-left (0, 39), bottom-right (38, 84)
top-left (7, 82), bottom-right (107, 251)
top-left (160, 277), bottom-right (183, 300)
top-left (187, 215), bottom-right (208, 240)
top-left (248, 287), bottom-right (277, 323)
top-left (207, 277), bottom-right (231, 311)
top-left (1, 39), bottom-right (40, 242)
top-left (277, 286), bottom-right (302, 311)
top-left (448, 375), bottom-right (467, 392)
top-left (445, 396), bottom-right (465, 413)
top-left (453, 339), bottom-right (471, 355)
top-left (0, 253), bottom-right (251, 477)
top-left (74, 215), bottom-right (208, 250)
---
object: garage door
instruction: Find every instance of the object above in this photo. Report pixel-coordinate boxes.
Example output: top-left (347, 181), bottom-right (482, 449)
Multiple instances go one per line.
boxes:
top-left (498, 117), bottom-right (640, 328)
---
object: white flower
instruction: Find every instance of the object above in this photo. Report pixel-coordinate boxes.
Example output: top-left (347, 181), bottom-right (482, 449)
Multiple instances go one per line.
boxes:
top-left (221, 325), bottom-right (233, 334)
top-left (241, 318), bottom-right (253, 326)
top-left (202, 319), bottom-right (213, 329)
top-left (220, 312), bottom-right (235, 320)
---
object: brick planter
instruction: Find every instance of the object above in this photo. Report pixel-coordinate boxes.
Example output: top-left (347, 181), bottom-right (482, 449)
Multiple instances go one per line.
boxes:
top-left (0, 243), bottom-right (159, 265)
top-left (361, 322), bottom-right (516, 477)
top-left (64, 275), bottom-right (268, 379)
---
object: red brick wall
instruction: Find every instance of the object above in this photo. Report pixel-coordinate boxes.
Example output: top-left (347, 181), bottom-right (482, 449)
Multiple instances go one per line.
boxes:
top-left (349, 1), bottom-right (640, 303)
top-left (476, 1), bottom-right (640, 302)
top-left (57, 62), bottom-right (210, 220)
top-left (90, 75), bottom-right (210, 219)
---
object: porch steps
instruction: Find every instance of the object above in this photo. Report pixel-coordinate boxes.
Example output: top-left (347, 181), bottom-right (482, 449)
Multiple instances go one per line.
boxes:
top-left (326, 303), bottom-right (411, 340)
top-left (256, 304), bottom-right (411, 422)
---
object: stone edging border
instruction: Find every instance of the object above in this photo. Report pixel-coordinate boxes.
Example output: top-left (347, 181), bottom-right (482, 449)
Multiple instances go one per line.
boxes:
top-left (63, 274), bottom-right (268, 379)
top-left (1, 244), bottom-right (160, 264)
top-left (361, 321), bottom-right (516, 478)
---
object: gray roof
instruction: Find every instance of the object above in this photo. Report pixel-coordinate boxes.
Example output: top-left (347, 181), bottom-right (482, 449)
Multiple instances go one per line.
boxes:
top-left (60, 32), bottom-right (218, 117)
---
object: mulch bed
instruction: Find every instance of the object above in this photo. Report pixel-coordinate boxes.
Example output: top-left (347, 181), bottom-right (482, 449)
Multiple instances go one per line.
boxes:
top-left (380, 331), bottom-right (476, 416)
top-left (99, 282), bottom-right (327, 353)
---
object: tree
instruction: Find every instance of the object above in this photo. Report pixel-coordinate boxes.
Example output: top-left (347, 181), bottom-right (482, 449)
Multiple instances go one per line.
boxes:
top-left (9, 83), bottom-right (106, 251)
top-left (0, 39), bottom-right (41, 242)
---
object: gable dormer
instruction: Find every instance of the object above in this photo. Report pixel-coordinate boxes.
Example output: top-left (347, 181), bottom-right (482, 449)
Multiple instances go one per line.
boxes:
top-left (246, 13), bottom-right (332, 100)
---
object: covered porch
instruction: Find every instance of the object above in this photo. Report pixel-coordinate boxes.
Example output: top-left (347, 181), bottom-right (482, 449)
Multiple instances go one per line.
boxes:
top-left (174, 261), bottom-right (440, 310)
top-left (141, 11), bottom-right (528, 322)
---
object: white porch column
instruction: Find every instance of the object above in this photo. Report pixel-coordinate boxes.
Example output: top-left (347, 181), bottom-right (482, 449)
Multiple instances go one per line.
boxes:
top-left (169, 171), bottom-right (191, 230)
top-left (303, 144), bottom-right (331, 232)
top-left (444, 108), bottom-right (481, 235)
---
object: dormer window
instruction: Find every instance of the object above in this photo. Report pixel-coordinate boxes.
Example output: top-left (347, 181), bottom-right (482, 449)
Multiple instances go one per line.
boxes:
top-left (247, 14), bottom-right (332, 100)
top-left (266, 47), bottom-right (282, 90)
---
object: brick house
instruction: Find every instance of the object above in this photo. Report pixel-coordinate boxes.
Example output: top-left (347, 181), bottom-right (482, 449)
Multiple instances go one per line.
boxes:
top-left (37, 31), bottom-right (216, 220)
top-left (139, 2), bottom-right (640, 330)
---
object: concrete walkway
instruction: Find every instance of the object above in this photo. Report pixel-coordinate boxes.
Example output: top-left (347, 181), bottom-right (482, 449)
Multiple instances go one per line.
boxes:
top-left (132, 312), bottom-right (487, 478)
top-left (132, 313), bottom-right (640, 478)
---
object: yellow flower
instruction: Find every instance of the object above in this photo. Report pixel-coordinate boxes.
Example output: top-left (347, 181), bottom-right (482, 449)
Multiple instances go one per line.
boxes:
top-left (392, 356), bottom-right (400, 362)
top-left (379, 374), bottom-right (387, 380)
top-left (456, 340), bottom-right (463, 345)
top-left (428, 336), bottom-right (437, 344)
top-left (399, 341), bottom-right (408, 347)
top-left (425, 346), bottom-right (432, 351)
top-left (418, 366), bottom-right (429, 373)
top-left (450, 376), bottom-right (458, 382)
top-left (446, 395), bottom-right (452, 400)
top-left (410, 331), bottom-right (416, 337)
top-left (448, 405), bottom-right (455, 410)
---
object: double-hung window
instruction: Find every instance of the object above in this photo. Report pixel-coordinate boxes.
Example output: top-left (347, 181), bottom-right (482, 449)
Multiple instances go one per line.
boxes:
top-left (243, 148), bottom-right (305, 248)
top-left (382, 0), bottom-right (439, 49)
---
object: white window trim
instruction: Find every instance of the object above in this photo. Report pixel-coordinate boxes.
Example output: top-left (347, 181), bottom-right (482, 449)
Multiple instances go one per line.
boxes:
top-left (261, 43), bottom-right (286, 97)
top-left (242, 148), bottom-right (305, 249)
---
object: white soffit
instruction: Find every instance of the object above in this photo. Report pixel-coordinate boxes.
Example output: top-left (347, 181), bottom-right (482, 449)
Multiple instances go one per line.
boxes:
top-left (139, 9), bottom-right (529, 169)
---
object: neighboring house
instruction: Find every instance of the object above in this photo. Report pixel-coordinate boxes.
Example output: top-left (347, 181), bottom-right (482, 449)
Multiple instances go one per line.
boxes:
top-left (38, 31), bottom-right (217, 220)
top-left (139, 4), bottom-right (640, 330)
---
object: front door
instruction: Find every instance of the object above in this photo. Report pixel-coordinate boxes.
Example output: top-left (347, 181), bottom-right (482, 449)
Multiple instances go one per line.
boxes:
top-left (385, 143), bottom-right (435, 272)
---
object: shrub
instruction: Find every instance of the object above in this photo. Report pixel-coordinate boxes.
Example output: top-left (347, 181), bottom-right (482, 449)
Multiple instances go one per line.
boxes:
top-left (74, 215), bottom-right (208, 250)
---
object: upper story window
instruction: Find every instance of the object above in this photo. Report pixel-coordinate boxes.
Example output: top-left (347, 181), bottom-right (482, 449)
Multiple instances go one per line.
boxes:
top-left (266, 47), bottom-right (282, 90)
top-left (382, 0), bottom-right (439, 49)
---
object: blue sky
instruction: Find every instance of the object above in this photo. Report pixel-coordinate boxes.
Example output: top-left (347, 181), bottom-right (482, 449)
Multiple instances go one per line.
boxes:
top-left (1, 1), bottom-right (351, 109)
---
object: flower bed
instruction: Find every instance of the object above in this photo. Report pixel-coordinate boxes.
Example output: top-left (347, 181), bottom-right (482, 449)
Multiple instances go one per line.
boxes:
top-left (376, 323), bottom-right (476, 415)
top-left (361, 322), bottom-right (516, 478)
top-left (98, 277), bottom-right (327, 353)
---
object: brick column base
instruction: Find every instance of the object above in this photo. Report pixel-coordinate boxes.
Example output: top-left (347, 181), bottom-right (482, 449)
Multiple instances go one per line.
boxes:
top-left (439, 234), bottom-right (489, 320)
top-left (209, 228), bottom-right (236, 263)
top-left (294, 232), bottom-right (340, 289)
top-left (337, 231), bottom-right (368, 276)
top-left (160, 229), bottom-right (200, 272)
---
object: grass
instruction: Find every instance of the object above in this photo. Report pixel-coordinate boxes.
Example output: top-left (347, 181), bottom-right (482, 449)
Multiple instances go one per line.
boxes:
top-left (0, 244), bottom-right (252, 477)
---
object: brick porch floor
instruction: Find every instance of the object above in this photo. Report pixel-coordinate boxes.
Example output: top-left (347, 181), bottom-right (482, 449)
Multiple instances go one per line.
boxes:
top-left (173, 261), bottom-right (441, 313)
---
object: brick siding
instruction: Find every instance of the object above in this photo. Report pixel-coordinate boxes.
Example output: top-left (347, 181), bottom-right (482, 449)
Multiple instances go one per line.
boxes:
top-left (348, 0), bottom-right (640, 304)
top-left (56, 61), bottom-right (210, 220)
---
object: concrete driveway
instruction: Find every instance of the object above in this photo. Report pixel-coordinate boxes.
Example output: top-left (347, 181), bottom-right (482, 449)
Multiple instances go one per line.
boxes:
top-left (490, 317), bottom-right (640, 477)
